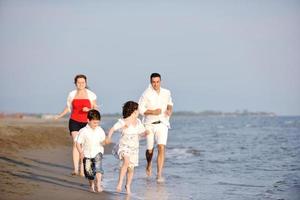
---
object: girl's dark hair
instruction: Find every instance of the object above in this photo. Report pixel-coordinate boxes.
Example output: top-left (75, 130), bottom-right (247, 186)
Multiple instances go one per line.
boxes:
top-left (122, 101), bottom-right (138, 118)
top-left (87, 109), bottom-right (101, 121)
top-left (150, 73), bottom-right (161, 82)
top-left (74, 74), bottom-right (87, 84)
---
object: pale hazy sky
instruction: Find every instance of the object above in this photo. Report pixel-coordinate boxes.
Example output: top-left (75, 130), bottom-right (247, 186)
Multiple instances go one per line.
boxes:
top-left (0, 1), bottom-right (300, 115)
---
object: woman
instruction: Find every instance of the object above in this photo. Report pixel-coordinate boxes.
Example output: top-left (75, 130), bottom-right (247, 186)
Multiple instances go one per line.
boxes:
top-left (56, 74), bottom-right (98, 176)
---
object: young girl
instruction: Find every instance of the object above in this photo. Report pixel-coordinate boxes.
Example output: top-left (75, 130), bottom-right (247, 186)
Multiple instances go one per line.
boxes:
top-left (106, 101), bottom-right (148, 194)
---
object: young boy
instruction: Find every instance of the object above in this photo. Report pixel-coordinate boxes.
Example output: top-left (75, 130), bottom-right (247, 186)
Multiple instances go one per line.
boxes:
top-left (76, 109), bottom-right (106, 192)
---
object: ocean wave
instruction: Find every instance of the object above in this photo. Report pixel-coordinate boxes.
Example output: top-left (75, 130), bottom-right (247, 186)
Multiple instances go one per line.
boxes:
top-left (166, 146), bottom-right (201, 159)
top-left (217, 181), bottom-right (265, 188)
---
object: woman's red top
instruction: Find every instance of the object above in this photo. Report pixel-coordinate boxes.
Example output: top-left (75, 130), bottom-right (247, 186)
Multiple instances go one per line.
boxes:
top-left (70, 99), bottom-right (91, 122)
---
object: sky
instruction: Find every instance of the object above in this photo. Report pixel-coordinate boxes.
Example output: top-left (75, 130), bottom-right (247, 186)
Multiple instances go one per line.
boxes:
top-left (0, 0), bottom-right (299, 115)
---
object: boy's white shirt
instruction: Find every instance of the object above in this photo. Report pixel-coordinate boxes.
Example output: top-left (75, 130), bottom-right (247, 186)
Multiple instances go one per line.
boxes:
top-left (76, 124), bottom-right (105, 158)
top-left (66, 89), bottom-right (97, 112)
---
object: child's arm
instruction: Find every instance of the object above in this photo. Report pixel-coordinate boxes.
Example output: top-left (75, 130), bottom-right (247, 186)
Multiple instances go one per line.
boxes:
top-left (105, 127), bottom-right (115, 144)
top-left (76, 142), bottom-right (84, 160)
top-left (101, 135), bottom-right (109, 146)
top-left (105, 119), bottom-right (125, 144)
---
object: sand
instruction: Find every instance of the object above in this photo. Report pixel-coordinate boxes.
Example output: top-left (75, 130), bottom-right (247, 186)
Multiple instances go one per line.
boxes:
top-left (0, 118), bottom-right (120, 200)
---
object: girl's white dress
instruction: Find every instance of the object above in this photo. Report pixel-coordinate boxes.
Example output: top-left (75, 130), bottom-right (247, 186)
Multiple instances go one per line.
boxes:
top-left (112, 118), bottom-right (145, 168)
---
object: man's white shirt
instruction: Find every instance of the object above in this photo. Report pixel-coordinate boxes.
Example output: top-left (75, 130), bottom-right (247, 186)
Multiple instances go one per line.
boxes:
top-left (76, 124), bottom-right (106, 158)
top-left (138, 84), bottom-right (173, 128)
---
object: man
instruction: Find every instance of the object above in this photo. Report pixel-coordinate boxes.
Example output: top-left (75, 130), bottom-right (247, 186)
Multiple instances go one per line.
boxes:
top-left (138, 73), bottom-right (173, 183)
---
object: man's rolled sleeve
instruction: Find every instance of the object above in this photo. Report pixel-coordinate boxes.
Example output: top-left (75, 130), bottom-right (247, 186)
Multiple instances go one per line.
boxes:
top-left (168, 91), bottom-right (174, 106)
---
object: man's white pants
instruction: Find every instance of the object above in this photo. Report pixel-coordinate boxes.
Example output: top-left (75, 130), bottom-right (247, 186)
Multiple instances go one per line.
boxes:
top-left (145, 123), bottom-right (168, 150)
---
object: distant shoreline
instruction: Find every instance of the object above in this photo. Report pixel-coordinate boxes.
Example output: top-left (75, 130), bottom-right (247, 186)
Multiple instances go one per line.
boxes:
top-left (0, 110), bottom-right (279, 120)
top-left (171, 110), bottom-right (277, 117)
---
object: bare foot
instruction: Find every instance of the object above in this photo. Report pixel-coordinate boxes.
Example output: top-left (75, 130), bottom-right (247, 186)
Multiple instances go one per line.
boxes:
top-left (79, 171), bottom-right (85, 177)
top-left (90, 185), bottom-right (95, 193)
top-left (125, 185), bottom-right (131, 195)
top-left (156, 176), bottom-right (165, 183)
top-left (71, 171), bottom-right (78, 176)
top-left (116, 185), bottom-right (122, 192)
top-left (96, 185), bottom-right (103, 193)
top-left (146, 164), bottom-right (152, 177)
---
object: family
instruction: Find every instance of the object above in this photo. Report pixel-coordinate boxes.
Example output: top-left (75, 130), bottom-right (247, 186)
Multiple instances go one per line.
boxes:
top-left (55, 73), bottom-right (173, 194)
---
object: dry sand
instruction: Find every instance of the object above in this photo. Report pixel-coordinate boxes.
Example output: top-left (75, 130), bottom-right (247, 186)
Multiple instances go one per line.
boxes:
top-left (0, 118), bottom-right (123, 200)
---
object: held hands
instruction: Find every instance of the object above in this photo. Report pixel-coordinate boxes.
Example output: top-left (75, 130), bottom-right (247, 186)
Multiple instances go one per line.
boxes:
top-left (105, 137), bottom-right (112, 145)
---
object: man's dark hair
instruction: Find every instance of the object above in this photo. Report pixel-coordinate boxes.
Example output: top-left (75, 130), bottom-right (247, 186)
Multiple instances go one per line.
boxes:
top-left (122, 101), bottom-right (139, 118)
top-left (150, 73), bottom-right (161, 82)
top-left (87, 109), bottom-right (101, 120)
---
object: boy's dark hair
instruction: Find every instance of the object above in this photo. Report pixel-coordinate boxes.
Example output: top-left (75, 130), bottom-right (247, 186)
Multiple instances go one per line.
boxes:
top-left (122, 101), bottom-right (138, 118)
top-left (150, 73), bottom-right (161, 82)
top-left (87, 109), bottom-right (101, 121)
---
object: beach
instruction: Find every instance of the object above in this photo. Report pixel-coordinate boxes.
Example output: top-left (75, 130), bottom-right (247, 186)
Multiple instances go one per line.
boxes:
top-left (1, 116), bottom-right (300, 200)
top-left (0, 118), bottom-right (118, 200)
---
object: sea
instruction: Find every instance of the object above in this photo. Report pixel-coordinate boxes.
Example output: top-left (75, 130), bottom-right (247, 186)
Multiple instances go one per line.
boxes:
top-left (100, 115), bottom-right (300, 200)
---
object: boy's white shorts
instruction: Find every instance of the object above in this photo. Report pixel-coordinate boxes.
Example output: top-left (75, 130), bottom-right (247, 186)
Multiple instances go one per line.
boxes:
top-left (145, 123), bottom-right (169, 150)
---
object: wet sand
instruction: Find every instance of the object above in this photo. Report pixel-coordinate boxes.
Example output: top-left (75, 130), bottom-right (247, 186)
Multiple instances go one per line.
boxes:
top-left (0, 118), bottom-right (120, 200)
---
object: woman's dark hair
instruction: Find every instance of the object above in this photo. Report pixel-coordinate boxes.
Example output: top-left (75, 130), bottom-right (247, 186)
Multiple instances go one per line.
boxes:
top-left (87, 109), bottom-right (101, 121)
top-left (122, 101), bottom-right (139, 118)
top-left (150, 73), bottom-right (161, 82)
top-left (74, 74), bottom-right (88, 89)
top-left (74, 74), bottom-right (87, 84)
